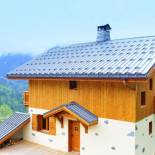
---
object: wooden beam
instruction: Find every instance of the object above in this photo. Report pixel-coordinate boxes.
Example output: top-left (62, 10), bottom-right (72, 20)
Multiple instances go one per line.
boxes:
top-left (89, 120), bottom-right (98, 126)
top-left (58, 113), bottom-right (77, 121)
top-left (60, 117), bottom-right (64, 128)
top-left (43, 106), bottom-right (98, 127)
top-left (55, 115), bottom-right (64, 128)
top-left (46, 117), bottom-right (49, 130)
top-left (63, 107), bottom-right (90, 126)
top-left (7, 76), bottom-right (147, 83)
top-left (81, 123), bottom-right (88, 134)
top-left (56, 116), bottom-right (61, 123)
top-left (44, 108), bottom-right (65, 118)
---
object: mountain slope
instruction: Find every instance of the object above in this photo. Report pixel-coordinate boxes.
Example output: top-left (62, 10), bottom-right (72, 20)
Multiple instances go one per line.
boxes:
top-left (0, 53), bottom-right (32, 123)
top-left (0, 54), bottom-right (31, 77)
top-left (0, 53), bottom-right (32, 93)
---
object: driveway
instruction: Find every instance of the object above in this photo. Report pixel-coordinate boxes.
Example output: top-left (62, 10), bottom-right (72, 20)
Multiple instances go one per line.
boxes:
top-left (0, 140), bottom-right (79, 155)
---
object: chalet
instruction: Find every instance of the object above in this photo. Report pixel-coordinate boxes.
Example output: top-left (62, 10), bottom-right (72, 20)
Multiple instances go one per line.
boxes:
top-left (5, 24), bottom-right (155, 155)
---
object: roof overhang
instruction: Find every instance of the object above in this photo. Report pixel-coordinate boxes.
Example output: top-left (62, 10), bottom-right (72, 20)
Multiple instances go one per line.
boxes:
top-left (44, 102), bottom-right (98, 127)
top-left (7, 76), bottom-right (147, 83)
top-left (6, 36), bottom-right (155, 81)
top-left (0, 112), bottom-right (30, 145)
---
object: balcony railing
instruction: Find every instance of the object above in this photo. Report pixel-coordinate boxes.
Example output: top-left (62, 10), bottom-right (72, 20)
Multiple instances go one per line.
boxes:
top-left (23, 91), bottom-right (29, 106)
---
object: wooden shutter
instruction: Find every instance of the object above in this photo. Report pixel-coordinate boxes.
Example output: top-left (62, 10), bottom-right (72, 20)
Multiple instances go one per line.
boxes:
top-left (32, 114), bottom-right (43, 131)
top-left (32, 114), bottom-right (38, 130)
top-left (37, 115), bottom-right (43, 130)
top-left (49, 116), bottom-right (56, 135)
top-left (46, 118), bottom-right (49, 130)
top-left (23, 91), bottom-right (29, 106)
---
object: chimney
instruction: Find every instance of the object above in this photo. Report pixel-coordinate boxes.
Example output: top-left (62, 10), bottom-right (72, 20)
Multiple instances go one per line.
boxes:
top-left (96, 24), bottom-right (111, 42)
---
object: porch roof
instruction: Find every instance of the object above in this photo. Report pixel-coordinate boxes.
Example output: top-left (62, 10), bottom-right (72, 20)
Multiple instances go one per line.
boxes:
top-left (44, 102), bottom-right (98, 126)
top-left (0, 112), bottom-right (30, 144)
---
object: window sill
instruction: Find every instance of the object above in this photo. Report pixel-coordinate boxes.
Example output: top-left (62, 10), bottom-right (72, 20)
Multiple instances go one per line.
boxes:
top-left (70, 88), bottom-right (77, 90)
top-left (141, 105), bottom-right (146, 108)
top-left (40, 130), bottom-right (49, 135)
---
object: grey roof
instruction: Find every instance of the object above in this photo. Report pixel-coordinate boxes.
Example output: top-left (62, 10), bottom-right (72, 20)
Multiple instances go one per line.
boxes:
top-left (7, 36), bottom-right (155, 79)
top-left (44, 102), bottom-right (98, 124)
top-left (0, 112), bottom-right (30, 142)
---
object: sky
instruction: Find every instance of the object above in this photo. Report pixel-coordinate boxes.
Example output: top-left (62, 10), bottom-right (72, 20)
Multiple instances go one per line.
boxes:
top-left (0, 0), bottom-right (155, 55)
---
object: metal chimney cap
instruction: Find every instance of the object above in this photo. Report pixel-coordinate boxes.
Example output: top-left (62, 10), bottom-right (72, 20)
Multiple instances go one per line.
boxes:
top-left (97, 24), bottom-right (111, 31)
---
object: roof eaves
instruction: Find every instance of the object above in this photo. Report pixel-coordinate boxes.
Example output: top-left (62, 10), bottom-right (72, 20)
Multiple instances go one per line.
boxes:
top-left (7, 72), bottom-right (148, 79)
top-left (43, 102), bottom-right (98, 126)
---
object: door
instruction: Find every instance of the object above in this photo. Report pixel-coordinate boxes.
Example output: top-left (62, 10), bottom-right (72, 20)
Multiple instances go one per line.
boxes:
top-left (69, 121), bottom-right (80, 152)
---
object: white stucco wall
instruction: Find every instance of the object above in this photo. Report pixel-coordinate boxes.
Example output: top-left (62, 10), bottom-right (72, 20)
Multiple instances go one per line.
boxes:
top-left (23, 107), bottom-right (69, 152)
top-left (135, 114), bottom-right (155, 155)
top-left (80, 118), bottom-right (135, 155)
top-left (23, 107), bottom-right (155, 155)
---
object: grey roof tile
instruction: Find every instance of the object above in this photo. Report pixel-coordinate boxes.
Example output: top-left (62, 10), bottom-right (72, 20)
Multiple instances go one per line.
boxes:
top-left (7, 36), bottom-right (155, 79)
top-left (66, 102), bottom-right (98, 124)
top-left (0, 112), bottom-right (30, 141)
top-left (44, 102), bottom-right (98, 124)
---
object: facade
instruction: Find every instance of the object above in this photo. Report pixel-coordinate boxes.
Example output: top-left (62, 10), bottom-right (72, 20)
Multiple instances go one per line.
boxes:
top-left (7, 24), bottom-right (155, 155)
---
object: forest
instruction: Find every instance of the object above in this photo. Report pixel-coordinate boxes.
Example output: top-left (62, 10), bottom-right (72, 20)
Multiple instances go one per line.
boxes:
top-left (0, 54), bottom-right (32, 123)
top-left (0, 81), bottom-right (27, 123)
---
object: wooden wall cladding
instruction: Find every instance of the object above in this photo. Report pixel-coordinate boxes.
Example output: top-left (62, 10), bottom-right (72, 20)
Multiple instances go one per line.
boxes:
top-left (29, 80), bottom-right (136, 122)
top-left (136, 73), bottom-right (155, 121)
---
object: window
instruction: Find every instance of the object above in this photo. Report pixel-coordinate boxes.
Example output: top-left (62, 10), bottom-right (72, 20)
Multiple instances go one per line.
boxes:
top-left (32, 114), bottom-right (49, 131)
top-left (42, 118), bottom-right (46, 130)
top-left (69, 81), bottom-right (77, 89)
top-left (149, 79), bottom-right (153, 90)
top-left (149, 121), bottom-right (153, 135)
top-left (32, 115), bottom-right (56, 135)
top-left (141, 91), bottom-right (146, 106)
top-left (42, 117), bottom-right (49, 130)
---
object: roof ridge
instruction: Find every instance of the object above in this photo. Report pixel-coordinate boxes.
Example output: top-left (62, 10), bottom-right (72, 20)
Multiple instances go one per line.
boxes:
top-left (48, 35), bottom-right (155, 49)
top-left (15, 112), bottom-right (30, 116)
top-left (110, 35), bottom-right (155, 42)
top-left (7, 34), bottom-right (155, 79)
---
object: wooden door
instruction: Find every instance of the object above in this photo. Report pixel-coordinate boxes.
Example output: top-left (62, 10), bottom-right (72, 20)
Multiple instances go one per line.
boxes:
top-left (69, 121), bottom-right (80, 152)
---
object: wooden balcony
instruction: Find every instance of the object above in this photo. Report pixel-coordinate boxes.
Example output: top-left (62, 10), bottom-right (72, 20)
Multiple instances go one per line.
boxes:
top-left (23, 91), bottom-right (29, 106)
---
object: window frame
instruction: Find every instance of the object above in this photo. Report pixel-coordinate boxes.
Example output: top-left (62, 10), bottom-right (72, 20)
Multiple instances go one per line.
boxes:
top-left (69, 81), bottom-right (77, 90)
top-left (42, 117), bottom-right (49, 130)
top-left (149, 121), bottom-right (153, 135)
top-left (149, 79), bottom-right (153, 90)
top-left (32, 114), bottom-right (56, 135)
top-left (141, 91), bottom-right (146, 106)
top-left (37, 115), bottom-right (49, 132)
